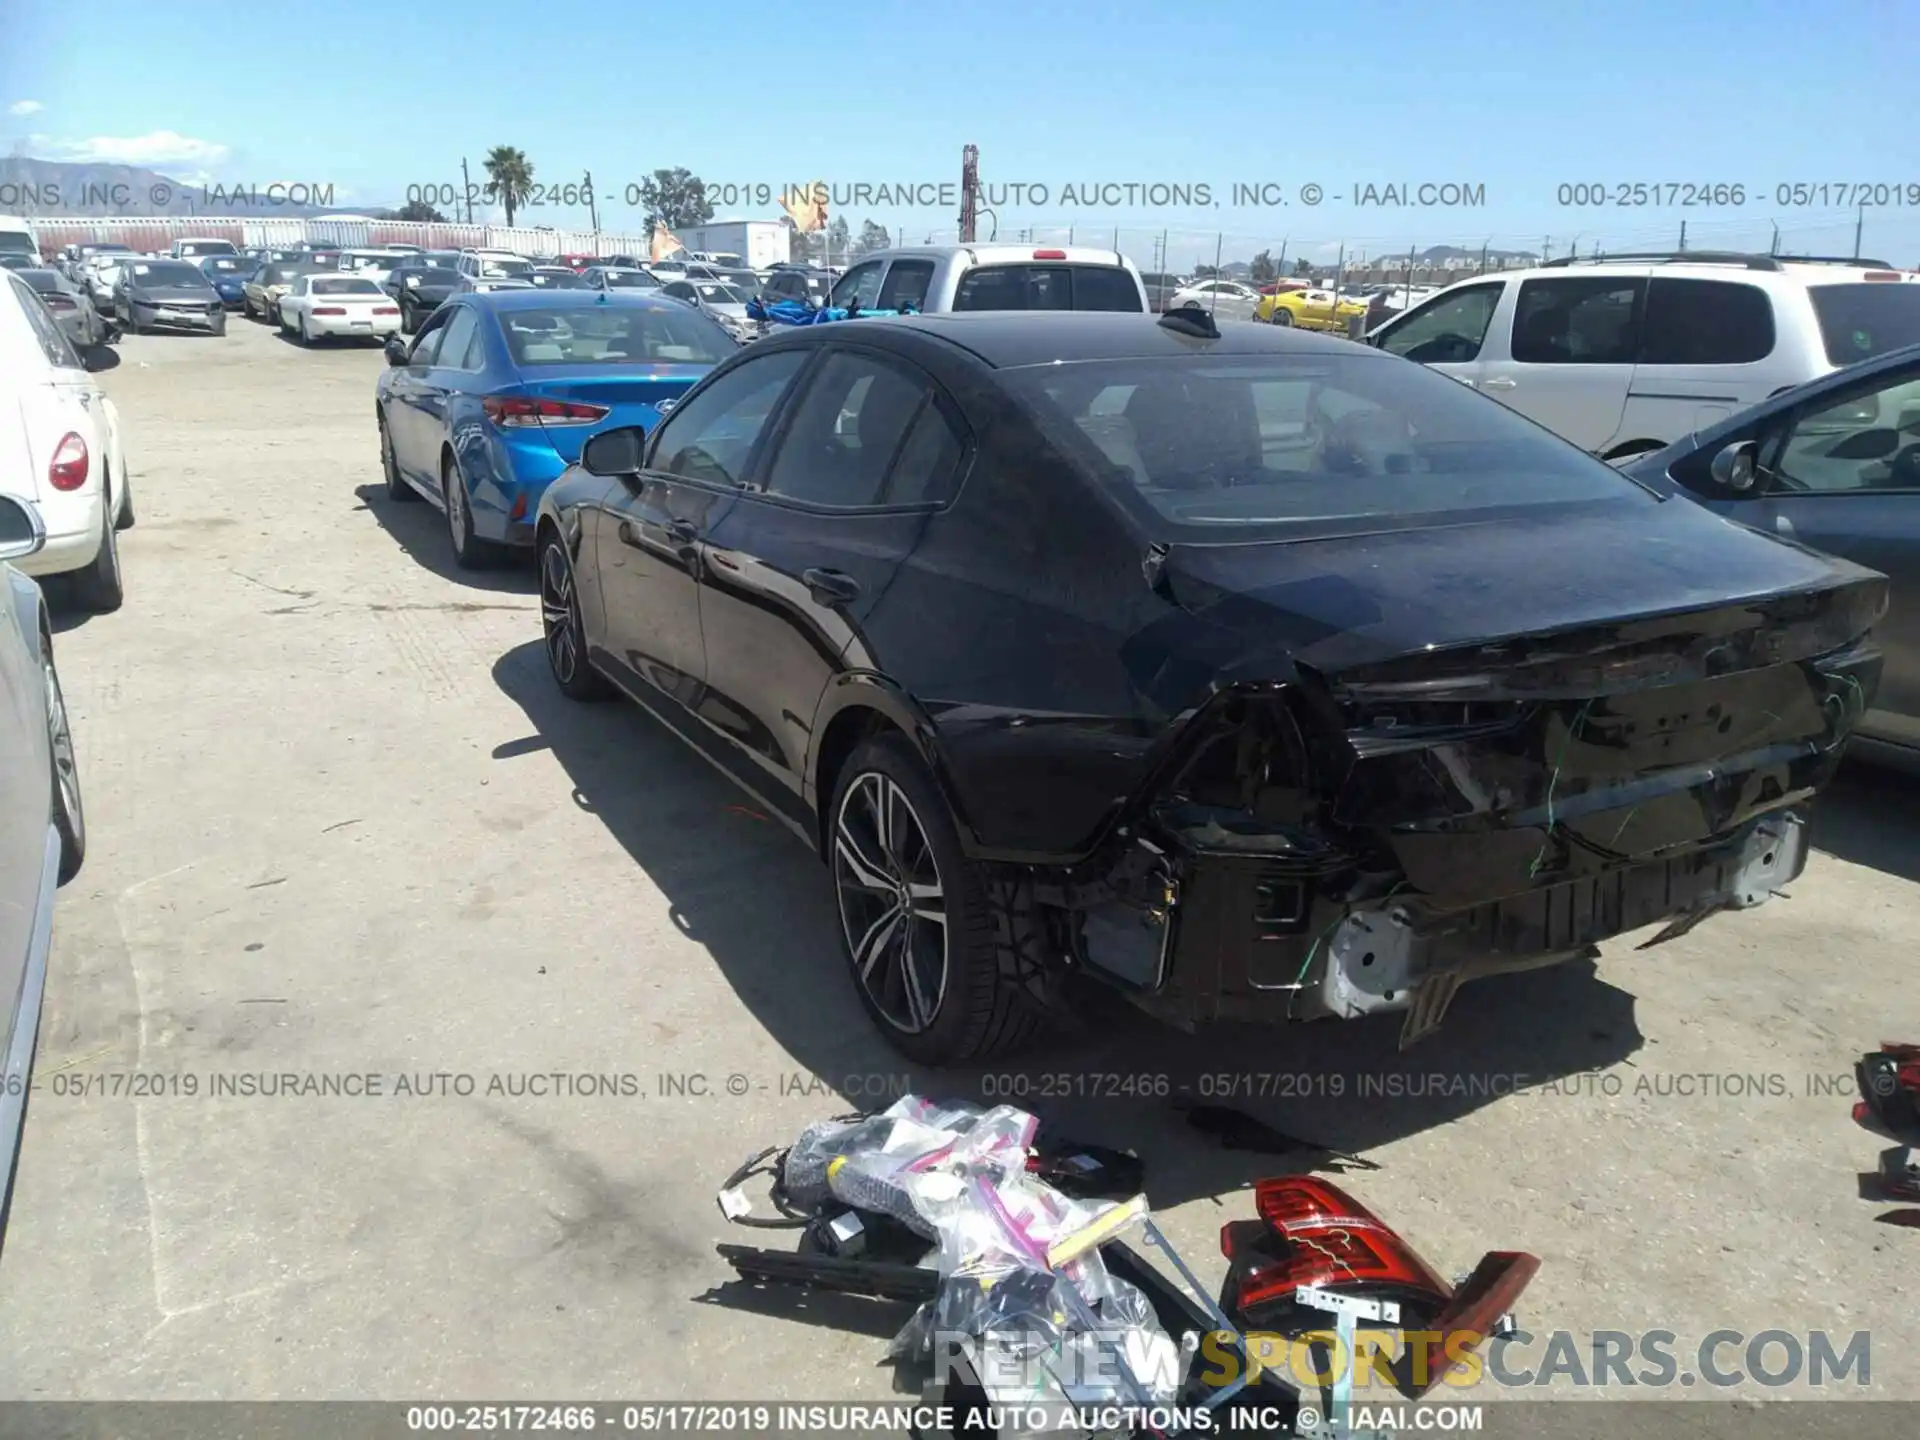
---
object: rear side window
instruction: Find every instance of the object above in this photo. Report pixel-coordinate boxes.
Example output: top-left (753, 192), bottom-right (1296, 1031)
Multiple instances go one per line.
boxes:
top-left (953, 264), bottom-right (1143, 312)
top-left (1511, 276), bottom-right (1643, 364)
top-left (1808, 284), bottom-right (1920, 365)
top-left (1639, 279), bottom-right (1775, 364)
top-left (763, 352), bottom-right (938, 507)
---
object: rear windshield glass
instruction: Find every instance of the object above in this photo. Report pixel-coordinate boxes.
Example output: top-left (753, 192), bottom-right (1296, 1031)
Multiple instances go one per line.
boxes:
top-left (497, 305), bottom-right (738, 366)
top-left (600, 270), bottom-right (660, 288)
top-left (201, 256), bottom-right (251, 273)
top-left (1809, 284), bottom-right (1920, 366)
top-left (531, 270), bottom-right (585, 287)
top-left (477, 256), bottom-right (533, 278)
top-left (1005, 353), bottom-right (1650, 537)
top-left (313, 277), bottom-right (383, 295)
top-left (953, 264), bottom-right (1144, 312)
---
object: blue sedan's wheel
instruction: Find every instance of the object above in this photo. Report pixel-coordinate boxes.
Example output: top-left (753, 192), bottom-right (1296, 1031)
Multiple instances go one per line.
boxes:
top-left (442, 452), bottom-right (505, 571)
top-left (539, 535), bottom-right (610, 701)
top-left (378, 414), bottom-right (416, 502)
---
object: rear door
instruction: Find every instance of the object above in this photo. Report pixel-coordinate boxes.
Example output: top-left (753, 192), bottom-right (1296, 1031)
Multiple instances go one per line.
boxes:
top-left (1625, 277), bottom-right (1782, 446)
top-left (693, 344), bottom-right (969, 824)
top-left (1473, 273), bottom-right (1645, 451)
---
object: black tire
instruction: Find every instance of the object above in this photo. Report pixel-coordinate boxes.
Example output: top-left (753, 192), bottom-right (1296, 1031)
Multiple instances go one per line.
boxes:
top-left (296, 313), bottom-right (313, 346)
top-left (442, 452), bottom-right (504, 570)
top-left (114, 462), bottom-right (134, 531)
top-left (68, 496), bottom-right (124, 614)
top-left (828, 735), bottom-right (1054, 1064)
top-left (210, 318), bottom-right (226, 338)
top-left (42, 632), bottom-right (84, 884)
top-left (1269, 307), bottom-right (1294, 326)
top-left (539, 533), bottom-right (611, 700)
top-left (378, 413), bottom-right (417, 502)
top-left (400, 303), bottom-right (417, 335)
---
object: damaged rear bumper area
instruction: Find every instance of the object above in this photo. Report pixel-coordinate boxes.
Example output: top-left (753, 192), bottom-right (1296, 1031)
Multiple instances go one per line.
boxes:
top-left (1052, 584), bottom-right (1885, 1042)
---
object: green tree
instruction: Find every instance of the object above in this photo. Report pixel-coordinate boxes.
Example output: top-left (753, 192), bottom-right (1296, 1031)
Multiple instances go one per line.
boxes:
top-left (1292, 256), bottom-right (1315, 277)
top-left (853, 219), bottom-right (891, 257)
top-left (1250, 249), bottom-right (1277, 284)
top-left (635, 168), bottom-right (714, 233)
top-left (822, 214), bottom-right (851, 265)
top-left (482, 146), bottom-right (536, 226)
top-left (397, 199), bottom-right (447, 224)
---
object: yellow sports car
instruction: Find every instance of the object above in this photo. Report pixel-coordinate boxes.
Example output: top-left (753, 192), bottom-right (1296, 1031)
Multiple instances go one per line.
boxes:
top-left (1254, 287), bottom-right (1368, 333)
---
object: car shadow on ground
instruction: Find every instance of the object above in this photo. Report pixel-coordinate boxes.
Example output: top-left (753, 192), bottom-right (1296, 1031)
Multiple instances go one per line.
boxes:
top-left (1808, 758), bottom-right (1920, 884)
top-left (491, 640), bottom-right (1642, 1216)
top-left (82, 346), bottom-right (121, 373)
top-left (353, 484), bottom-right (536, 593)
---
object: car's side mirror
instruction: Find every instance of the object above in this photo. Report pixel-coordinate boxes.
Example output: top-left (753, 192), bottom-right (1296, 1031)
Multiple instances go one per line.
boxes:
top-left (384, 334), bottom-right (409, 367)
top-left (0, 493), bottom-right (47, 563)
top-left (581, 425), bottom-right (647, 477)
top-left (1709, 440), bottom-right (1758, 492)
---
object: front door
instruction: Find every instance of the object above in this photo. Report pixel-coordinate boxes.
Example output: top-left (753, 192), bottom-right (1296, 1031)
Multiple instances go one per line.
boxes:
top-left (596, 349), bottom-right (811, 709)
top-left (693, 346), bottom-right (969, 824)
top-left (1473, 274), bottom-right (1645, 451)
top-left (1372, 280), bottom-right (1506, 390)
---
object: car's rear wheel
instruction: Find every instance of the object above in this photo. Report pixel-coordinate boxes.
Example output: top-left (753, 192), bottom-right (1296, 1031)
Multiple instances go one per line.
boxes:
top-left (1269, 308), bottom-right (1293, 326)
top-left (378, 413), bottom-right (416, 502)
top-left (443, 453), bottom-right (504, 570)
top-left (829, 736), bottom-right (1052, 1064)
top-left (539, 533), bottom-right (610, 700)
top-left (297, 313), bottom-right (313, 346)
top-left (43, 632), bottom-right (84, 884)
top-left (68, 497), bottom-right (124, 614)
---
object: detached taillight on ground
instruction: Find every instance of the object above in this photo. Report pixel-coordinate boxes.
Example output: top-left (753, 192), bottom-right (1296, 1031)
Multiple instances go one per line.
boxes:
top-left (48, 432), bottom-right (89, 491)
top-left (311, 306), bottom-right (347, 316)
top-left (481, 395), bottom-right (611, 428)
top-left (1221, 1176), bottom-right (1539, 1398)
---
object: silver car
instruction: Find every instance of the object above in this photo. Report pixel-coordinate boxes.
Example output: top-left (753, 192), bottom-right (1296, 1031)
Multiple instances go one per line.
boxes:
top-left (0, 493), bottom-right (85, 1257)
top-left (657, 277), bottom-right (755, 341)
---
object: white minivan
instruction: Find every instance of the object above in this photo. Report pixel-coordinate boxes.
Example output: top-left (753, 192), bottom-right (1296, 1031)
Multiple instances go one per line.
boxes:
top-left (0, 217), bottom-right (41, 267)
top-left (1369, 252), bottom-right (1920, 460)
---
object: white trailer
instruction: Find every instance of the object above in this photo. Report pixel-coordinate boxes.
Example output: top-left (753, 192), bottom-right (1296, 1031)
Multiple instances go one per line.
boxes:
top-left (672, 220), bottom-right (788, 271)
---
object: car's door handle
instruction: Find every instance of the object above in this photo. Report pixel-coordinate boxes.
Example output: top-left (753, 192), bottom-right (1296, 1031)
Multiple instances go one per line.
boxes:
top-left (1480, 376), bottom-right (1517, 391)
top-left (803, 568), bottom-right (862, 605)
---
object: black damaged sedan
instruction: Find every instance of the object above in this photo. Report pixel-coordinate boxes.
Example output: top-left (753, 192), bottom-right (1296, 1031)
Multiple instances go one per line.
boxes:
top-left (534, 310), bottom-right (1886, 1064)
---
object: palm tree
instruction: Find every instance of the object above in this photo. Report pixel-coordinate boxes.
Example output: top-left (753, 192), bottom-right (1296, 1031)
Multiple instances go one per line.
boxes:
top-left (483, 146), bottom-right (535, 226)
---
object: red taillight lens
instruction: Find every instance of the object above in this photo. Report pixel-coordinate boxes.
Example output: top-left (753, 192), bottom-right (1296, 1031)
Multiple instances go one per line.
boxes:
top-left (1222, 1177), bottom-right (1539, 1399)
top-left (49, 431), bottom-right (88, 491)
top-left (1237, 1178), bottom-right (1451, 1306)
top-left (481, 395), bottom-right (611, 428)
top-left (45, 294), bottom-right (76, 309)
top-left (312, 306), bottom-right (347, 316)
top-left (1864, 271), bottom-right (1903, 282)
top-left (374, 306), bottom-right (399, 315)
top-left (1032, 248), bottom-right (1068, 259)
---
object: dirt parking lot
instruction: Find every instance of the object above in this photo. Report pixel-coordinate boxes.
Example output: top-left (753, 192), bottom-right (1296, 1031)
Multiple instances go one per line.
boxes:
top-left (1, 318), bottom-right (1917, 1410)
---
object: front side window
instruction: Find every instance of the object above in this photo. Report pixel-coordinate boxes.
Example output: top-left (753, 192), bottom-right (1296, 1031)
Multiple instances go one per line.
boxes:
top-left (648, 351), bottom-right (808, 488)
top-left (830, 261), bottom-right (884, 311)
top-left (1769, 370), bottom-right (1920, 493)
top-left (877, 260), bottom-right (934, 311)
top-left (1006, 352), bottom-right (1652, 539)
top-left (1510, 276), bottom-right (1643, 364)
top-left (760, 352), bottom-right (956, 508)
top-left (1376, 283), bottom-right (1503, 363)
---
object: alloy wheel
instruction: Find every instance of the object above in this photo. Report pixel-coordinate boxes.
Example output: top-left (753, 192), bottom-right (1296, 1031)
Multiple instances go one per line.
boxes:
top-left (45, 654), bottom-right (83, 856)
top-left (540, 543), bottom-right (580, 684)
top-left (833, 772), bottom-right (949, 1034)
top-left (445, 463), bottom-right (468, 552)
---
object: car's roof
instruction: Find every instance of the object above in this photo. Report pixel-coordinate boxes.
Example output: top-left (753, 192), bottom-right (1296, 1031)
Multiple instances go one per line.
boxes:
top-left (460, 288), bottom-right (681, 312)
top-left (860, 243), bottom-right (1135, 267)
top-left (816, 311), bottom-right (1378, 368)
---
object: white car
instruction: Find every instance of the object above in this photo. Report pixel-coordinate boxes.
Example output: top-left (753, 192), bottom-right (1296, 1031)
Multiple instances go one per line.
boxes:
top-left (277, 273), bottom-right (402, 345)
top-left (169, 237), bottom-right (239, 260)
top-left (83, 255), bottom-right (128, 312)
top-left (0, 270), bottom-right (134, 612)
top-left (1370, 251), bottom-right (1920, 459)
top-left (1167, 279), bottom-right (1263, 322)
top-left (829, 244), bottom-right (1149, 314)
top-left (454, 249), bottom-right (536, 293)
top-left (337, 249), bottom-right (407, 286)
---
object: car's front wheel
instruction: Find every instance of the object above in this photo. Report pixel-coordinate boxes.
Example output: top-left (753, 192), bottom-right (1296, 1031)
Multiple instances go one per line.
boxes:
top-left (539, 533), bottom-right (610, 700)
top-left (829, 736), bottom-right (1053, 1064)
top-left (378, 413), bottom-right (416, 503)
top-left (443, 453), bottom-right (504, 570)
top-left (1269, 308), bottom-right (1293, 326)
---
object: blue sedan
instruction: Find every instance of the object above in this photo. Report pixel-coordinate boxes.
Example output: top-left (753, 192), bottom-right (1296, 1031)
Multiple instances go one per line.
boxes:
top-left (198, 254), bottom-right (258, 309)
top-left (373, 290), bottom-right (739, 568)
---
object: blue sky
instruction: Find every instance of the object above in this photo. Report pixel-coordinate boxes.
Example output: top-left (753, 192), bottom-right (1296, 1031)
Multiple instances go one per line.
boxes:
top-left (3, 0), bottom-right (1917, 267)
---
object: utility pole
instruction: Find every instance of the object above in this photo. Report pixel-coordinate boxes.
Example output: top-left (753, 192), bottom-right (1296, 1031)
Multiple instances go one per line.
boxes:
top-left (584, 169), bottom-right (599, 237)
top-left (461, 157), bottom-right (475, 225)
top-left (1853, 201), bottom-right (1865, 260)
top-left (958, 144), bottom-right (979, 244)
top-left (1770, 221), bottom-right (1780, 255)
top-left (1678, 219), bottom-right (1687, 252)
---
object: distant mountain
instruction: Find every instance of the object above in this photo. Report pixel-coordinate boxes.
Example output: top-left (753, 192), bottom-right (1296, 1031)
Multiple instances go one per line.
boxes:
top-left (1414, 244), bottom-right (1536, 264)
top-left (0, 157), bottom-right (392, 218)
